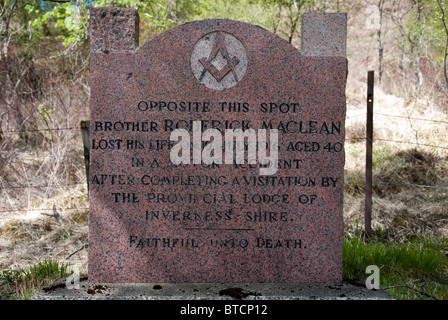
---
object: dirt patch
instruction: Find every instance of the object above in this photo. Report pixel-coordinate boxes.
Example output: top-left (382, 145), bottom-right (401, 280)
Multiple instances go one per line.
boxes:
top-left (219, 287), bottom-right (261, 299)
top-left (86, 284), bottom-right (108, 295)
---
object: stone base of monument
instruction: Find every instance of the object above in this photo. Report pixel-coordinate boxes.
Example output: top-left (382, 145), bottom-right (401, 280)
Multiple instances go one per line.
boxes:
top-left (31, 277), bottom-right (393, 300)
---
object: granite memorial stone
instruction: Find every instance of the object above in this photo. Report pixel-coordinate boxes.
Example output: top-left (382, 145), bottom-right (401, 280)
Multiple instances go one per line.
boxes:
top-left (89, 7), bottom-right (347, 283)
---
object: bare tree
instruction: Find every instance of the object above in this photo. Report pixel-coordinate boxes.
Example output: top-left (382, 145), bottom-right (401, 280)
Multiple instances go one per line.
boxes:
top-left (268, 0), bottom-right (317, 45)
top-left (436, 0), bottom-right (448, 92)
top-left (286, 0), bottom-right (302, 44)
top-left (0, 0), bottom-right (18, 58)
top-left (377, 0), bottom-right (385, 83)
top-left (389, 0), bottom-right (412, 77)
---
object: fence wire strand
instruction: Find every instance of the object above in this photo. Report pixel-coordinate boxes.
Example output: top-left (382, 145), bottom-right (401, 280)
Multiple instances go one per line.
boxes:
top-left (1, 112), bottom-right (447, 214)
top-left (1, 126), bottom-right (83, 134)
top-left (346, 112), bottom-right (448, 124)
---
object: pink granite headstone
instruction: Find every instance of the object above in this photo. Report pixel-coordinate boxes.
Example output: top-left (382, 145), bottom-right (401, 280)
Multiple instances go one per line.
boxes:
top-left (88, 7), bottom-right (347, 283)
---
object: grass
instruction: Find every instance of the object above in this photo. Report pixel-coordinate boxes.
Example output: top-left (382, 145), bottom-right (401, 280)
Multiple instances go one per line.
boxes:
top-left (2, 236), bottom-right (446, 300)
top-left (343, 236), bottom-right (448, 300)
top-left (372, 145), bottom-right (397, 171)
top-left (344, 144), bottom-right (448, 243)
top-left (0, 259), bottom-right (73, 300)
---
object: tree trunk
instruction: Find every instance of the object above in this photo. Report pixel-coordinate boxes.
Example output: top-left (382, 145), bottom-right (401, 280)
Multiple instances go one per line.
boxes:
top-left (377, 0), bottom-right (384, 83)
top-left (437, 0), bottom-right (448, 92)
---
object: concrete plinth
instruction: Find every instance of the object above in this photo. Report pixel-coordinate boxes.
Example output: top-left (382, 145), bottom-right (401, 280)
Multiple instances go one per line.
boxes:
top-left (31, 277), bottom-right (393, 300)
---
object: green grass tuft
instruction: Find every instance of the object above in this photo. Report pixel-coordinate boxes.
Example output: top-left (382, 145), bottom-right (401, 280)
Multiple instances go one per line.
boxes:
top-left (343, 237), bottom-right (448, 300)
top-left (0, 259), bottom-right (73, 300)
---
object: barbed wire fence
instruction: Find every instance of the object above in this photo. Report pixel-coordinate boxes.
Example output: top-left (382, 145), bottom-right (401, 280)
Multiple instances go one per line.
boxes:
top-left (0, 97), bottom-right (447, 218)
top-left (0, 122), bottom-right (90, 216)
top-left (346, 111), bottom-right (448, 188)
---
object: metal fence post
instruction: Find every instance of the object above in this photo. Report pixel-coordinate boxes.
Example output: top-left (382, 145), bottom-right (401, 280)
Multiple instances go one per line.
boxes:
top-left (365, 71), bottom-right (374, 238)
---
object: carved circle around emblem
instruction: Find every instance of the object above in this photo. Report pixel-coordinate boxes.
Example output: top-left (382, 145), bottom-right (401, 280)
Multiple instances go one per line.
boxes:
top-left (191, 31), bottom-right (247, 90)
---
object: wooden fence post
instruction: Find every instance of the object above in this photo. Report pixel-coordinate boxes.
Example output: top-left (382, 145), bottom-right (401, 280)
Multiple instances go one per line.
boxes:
top-left (80, 121), bottom-right (90, 191)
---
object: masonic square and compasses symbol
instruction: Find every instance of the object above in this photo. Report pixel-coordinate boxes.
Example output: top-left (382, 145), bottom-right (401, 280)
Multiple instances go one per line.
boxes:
top-left (198, 32), bottom-right (240, 83)
top-left (191, 31), bottom-right (247, 90)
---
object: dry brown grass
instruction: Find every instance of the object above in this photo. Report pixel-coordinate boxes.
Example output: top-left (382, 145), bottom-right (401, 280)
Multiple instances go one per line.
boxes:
top-left (0, 208), bottom-right (88, 274)
top-left (0, 42), bottom-right (90, 276)
top-left (344, 87), bottom-right (448, 243)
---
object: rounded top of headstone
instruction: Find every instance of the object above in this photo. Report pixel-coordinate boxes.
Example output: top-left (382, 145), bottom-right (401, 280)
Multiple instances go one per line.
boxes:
top-left (135, 19), bottom-right (302, 95)
top-left (140, 18), bottom-right (295, 50)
